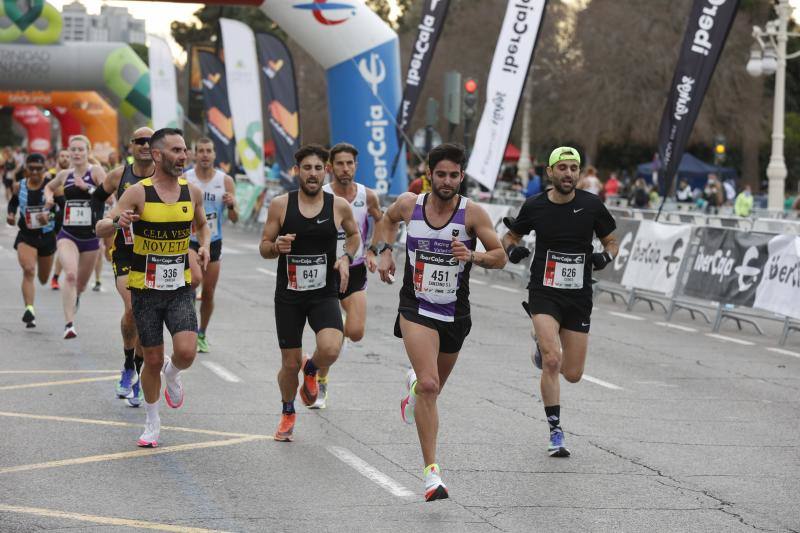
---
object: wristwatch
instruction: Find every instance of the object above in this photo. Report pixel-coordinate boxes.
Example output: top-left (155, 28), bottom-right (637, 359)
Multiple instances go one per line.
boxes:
top-left (368, 244), bottom-right (379, 255)
top-left (342, 252), bottom-right (355, 264)
top-left (379, 243), bottom-right (393, 254)
top-left (112, 215), bottom-right (121, 230)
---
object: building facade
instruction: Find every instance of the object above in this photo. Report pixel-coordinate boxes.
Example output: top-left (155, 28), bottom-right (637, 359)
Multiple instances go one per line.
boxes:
top-left (61, 1), bottom-right (146, 44)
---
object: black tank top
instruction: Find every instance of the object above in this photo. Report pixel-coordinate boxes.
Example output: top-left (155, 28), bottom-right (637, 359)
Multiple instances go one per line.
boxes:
top-left (62, 169), bottom-right (98, 240)
top-left (275, 191), bottom-right (338, 304)
top-left (112, 164), bottom-right (152, 255)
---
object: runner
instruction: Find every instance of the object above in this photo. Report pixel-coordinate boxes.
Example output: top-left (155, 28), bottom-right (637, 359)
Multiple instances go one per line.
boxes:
top-left (502, 146), bottom-right (618, 457)
top-left (259, 144), bottom-right (361, 442)
top-left (92, 127), bottom-right (154, 406)
top-left (313, 142), bottom-right (383, 409)
top-left (50, 150), bottom-right (71, 291)
top-left (44, 135), bottom-right (106, 339)
top-left (97, 128), bottom-right (210, 447)
top-left (6, 153), bottom-right (59, 328)
top-left (375, 143), bottom-right (507, 501)
top-left (185, 137), bottom-right (238, 353)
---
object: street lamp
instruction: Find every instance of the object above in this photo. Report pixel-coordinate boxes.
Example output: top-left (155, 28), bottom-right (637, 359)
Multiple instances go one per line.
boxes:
top-left (746, 0), bottom-right (800, 213)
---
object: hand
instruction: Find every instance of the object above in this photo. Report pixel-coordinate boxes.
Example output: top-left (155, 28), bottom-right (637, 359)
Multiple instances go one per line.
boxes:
top-left (451, 237), bottom-right (472, 263)
top-left (591, 251), bottom-right (613, 271)
top-left (6, 214), bottom-right (14, 226)
top-left (506, 244), bottom-right (530, 264)
top-left (365, 250), bottom-right (378, 273)
top-left (36, 212), bottom-right (49, 226)
top-left (222, 192), bottom-right (235, 209)
top-left (378, 250), bottom-right (396, 284)
top-left (43, 197), bottom-right (54, 210)
top-left (118, 209), bottom-right (140, 229)
top-left (274, 233), bottom-right (295, 254)
top-left (198, 246), bottom-right (210, 271)
top-left (334, 255), bottom-right (350, 294)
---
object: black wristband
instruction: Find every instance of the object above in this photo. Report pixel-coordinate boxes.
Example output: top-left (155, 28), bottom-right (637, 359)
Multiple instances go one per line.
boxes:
top-left (368, 244), bottom-right (379, 255)
top-left (379, 243), bottom-right (393, 254)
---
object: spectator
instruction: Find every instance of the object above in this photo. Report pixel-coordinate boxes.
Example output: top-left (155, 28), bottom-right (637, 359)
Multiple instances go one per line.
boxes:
top-left (577, 165), bottom-right (602, 195)
top-left (704, 181), bottom-right (722, 214)
top-left (675, 178), bottom-right (693, 202)
top-left (604, 172), bottom-right (620, 197)
top-left (734, 185), bottom-right (754, 217)
top-left (408, 174), bottom-right (424, 194)
top-left (629, 178), bottom-right (649, 208)
top-left (706, 173), bottom-right (724, 207)
top-left (723, 178), bottom-right (736, 205)
top-left (525, 170), bottom-right (542, 197)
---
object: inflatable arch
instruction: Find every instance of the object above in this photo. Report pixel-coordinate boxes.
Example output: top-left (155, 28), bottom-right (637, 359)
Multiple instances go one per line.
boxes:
top-left (0, 91), bottom-right (119, 161)
top-left (12, 105), bottom-right (51, 154)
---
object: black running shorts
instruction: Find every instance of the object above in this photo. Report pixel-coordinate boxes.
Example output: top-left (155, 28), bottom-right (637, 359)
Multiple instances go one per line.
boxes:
top-left (394, 311), bottom-right (472, 354)
top-left (338, 262), bottom-right (367, 300)
top-left (189, 240), bottom-right (222, 262)
top-left (275, 296), bottom-right (343, 349)
top-left (14, 230), bottom-right (56, 257)
top-left (130, 286), bottom-right (197, 347)
top-left (528, 289), bottom-right (592, 333)
top-left (112, 249), bottom-right (132, 278)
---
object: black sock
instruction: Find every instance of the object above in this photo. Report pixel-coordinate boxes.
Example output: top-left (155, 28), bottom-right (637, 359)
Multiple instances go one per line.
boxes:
top-left (134, 356), bottom-right (143, 375)
top-left (123, 348), bottom-right (135, 370)
top-left (65, 321), bottom-right (73, 328)
top-left (282, 401), bottom-right (295, 415)
top-left (52, 274), bottom-right (58, 281)
top-left (303, 358), bottom-right (318, 376)
top-left (545, 405), bottom-right (561, 431)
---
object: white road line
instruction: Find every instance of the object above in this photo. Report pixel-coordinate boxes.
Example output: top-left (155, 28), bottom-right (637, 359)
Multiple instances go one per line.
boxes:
top-left (490, 284), bottom-right (518, 293)
top-left (201, 361), bottom-right (242, 383)
top-left (257, 267), bottom-right (277, 277)
top-left (327, 446), bottom-right (414, 499)
top-left (607, 311), bottom-right (645, 321)
top-left (704, 333), bottom-right (755, 346)
top-left (582, 374), bottom-right (623, 390)
top-left (222, 247), bottom-right (245, 255)
top-left (767, 347), bottom-right (800, 358)
top-left (471, 279), bottom-right (487, 285)
top-left (655, 321), bottom-right (698, 333)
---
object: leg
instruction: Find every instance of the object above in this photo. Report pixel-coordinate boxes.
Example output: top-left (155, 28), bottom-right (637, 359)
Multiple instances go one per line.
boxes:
top-left (115, 276), bottom-right (138, 351)
top-left (278, 348), bottom-right (303, 402)
top-left (75, 248), bottom-right (99, 294)
top-left (559, 329), bottom-right (589, 384)
top-left (532, 314), bottom-right (563, 407)
top-left (312, 328), bottom-right (344, 370)
top-left (198, 260), bottom-right (221, 332)
top-left (17, 242), bottom-right (38, 307)
top-left (56, 238), bottom-right (80, 324)
top-left (171, 331), bottom-right (198, 370)
top-left (140, 344), bottom-right (165, 404)
top-left (340, 290), bottom-right (367, 342)
top-left (54, 255), bottom-right (62, 276)
top-left (94, 243), bottom-right (103, 285)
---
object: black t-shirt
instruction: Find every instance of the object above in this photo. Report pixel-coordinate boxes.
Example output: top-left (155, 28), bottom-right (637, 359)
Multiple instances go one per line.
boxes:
top-left (509, 189), bottom-right (616, 298)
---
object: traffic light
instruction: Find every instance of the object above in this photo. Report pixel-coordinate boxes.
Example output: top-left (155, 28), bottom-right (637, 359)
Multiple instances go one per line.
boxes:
top-left (713, 135), bottom-right (726, 165)
top-left (463, 77), bottom-right (478, 121)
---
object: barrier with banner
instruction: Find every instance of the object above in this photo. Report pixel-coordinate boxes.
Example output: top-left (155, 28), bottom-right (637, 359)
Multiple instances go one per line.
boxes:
top-left (620, 220), bottom-right (692, 296)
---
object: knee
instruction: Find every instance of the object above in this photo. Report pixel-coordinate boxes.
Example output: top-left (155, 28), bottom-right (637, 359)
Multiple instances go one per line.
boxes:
top-left (563, 368), bottom-right (583, 383)
top-left (541, 347), bottom-right (562, 374)
top-left (174, 349), bottom-right (196, 367)
top-left (346, 327), bottom-right (364, 343)
top-left (21, 265), bottom-right (35, 279)
top-left (414, 376), bottom-right (440, 397)
top-left (317, 343), bottom-right (341, 363)
top-left (64, 271), bottom-right (78, 285)
top-left (143, 353), bottom-right (164, 372)
top-left (282, 358), bottom-right (301, 374)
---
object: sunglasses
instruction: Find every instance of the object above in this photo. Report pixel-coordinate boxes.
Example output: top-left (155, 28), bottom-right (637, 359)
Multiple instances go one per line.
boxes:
top-left (131, 137), bottom-right (151, 146)
top-left (27, 166), bottom-right (45, 172)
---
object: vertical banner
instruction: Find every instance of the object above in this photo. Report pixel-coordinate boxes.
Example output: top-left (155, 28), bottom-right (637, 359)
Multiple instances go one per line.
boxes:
top-left (396, 0), bottom-right (451, 146)
top-left (656, 0), bottom-right (739, 196)
top-left (621, 220), bottom-right (692, 296)
top-left (465, 0), bottom-right (547, 191)
top-left (255, 33), bottom-right (301, 182)
top-left (593, 218), bottom-right (642, 285)
top-left (148, 35), bottom-right (180, 129)
top-left (12, 105), bottom-right (51, 154)
top-left (198, 51), bottom-right (236, 174)
top-left (220, 18), bottom-right (265, 186)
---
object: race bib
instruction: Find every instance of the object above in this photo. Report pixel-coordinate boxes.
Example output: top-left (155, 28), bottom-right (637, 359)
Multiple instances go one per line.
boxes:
top-left (145, 254), bottom-right (185, 291)
top-left (413, 250), bottom-right (460, 295)
top-left (122, 225), bottom-right (133, 245)
top-left (64, 200), bottom-right (91, 226)
top-left (206, 211), bottom-right (218, 239)
top-left (543, 250), bottom-right (585, 289)
top-left (24, 206), bottom-right (49, 229)
top-left (287, 254), bottom-right (327, 291)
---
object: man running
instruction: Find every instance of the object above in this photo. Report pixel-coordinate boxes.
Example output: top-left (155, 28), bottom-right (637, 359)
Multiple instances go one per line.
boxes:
top-left (312, 142), bottom-right (383, 409)
top-left (502, 146), bottom-right (618, 457)
top-left (97, 128), bottom-right (210, 447)
top-left (92, 127), bottom-right (154, 406)
top-left (375, 143), bottom-right (506, 501)
top-left (259, 144), bottom-right (360, 442)
top-left (50, 149), bottom-right (72, 291)
top-left (185, 137), bottom-right (238, 353)
top-left (6, 153), bottom-right (59, 328)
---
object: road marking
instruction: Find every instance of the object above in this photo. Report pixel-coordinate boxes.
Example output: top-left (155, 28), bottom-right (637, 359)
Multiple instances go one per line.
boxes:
top-left (655, 321), bottom-right (698, 333)
top-left (582, 374), bottom-right (623, 390)
top-left (490, 284), bottom-right (518, 293)
top-left (767, 347), bottom-right (800, 358)
top-left (0, 435), bottom-right (270, 475)
top-left (0, 370), bottom-right (118, 374)
top-left (222, 246), bottom-right (245, 255)
top-left (327, 446), bottom-right (414, 499)
top-left (0, 504), bottom-right (232, 532)
top-left (0, 375), bottom-right (118, 391)
top-left (201, 361), bottom-right (242, 383)
top-left (0, 411), bottom-right (270, 438)
top-left (607, 311), bottom-right (645, 321)
top-left (471, 279), bottom-right (487, 285)
top-left (257, 267), bottom-right (276, 277)
top-left (705, 333), bottom-right (755, 346)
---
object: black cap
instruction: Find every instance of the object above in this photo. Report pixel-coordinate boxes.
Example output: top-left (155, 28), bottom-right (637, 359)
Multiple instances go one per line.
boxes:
top-left (26, 153), bottom-right (45, 165)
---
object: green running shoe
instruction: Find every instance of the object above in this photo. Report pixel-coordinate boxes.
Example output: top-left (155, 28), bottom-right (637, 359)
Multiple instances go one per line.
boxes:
top-left (197, 333), bottom-right (209, 353)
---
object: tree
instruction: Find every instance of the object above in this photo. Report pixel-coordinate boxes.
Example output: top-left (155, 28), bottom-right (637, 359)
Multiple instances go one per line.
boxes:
top-left (129, 43), bottom-right (148, 64)
top-left (170, 5), bottom-right (284, 54)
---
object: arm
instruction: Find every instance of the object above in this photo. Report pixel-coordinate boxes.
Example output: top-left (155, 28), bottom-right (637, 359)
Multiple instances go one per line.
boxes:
top-left (223, 175), bottom-right (238, 223)
top-left (364, 189), bottom-right (385, 272)
top-left (259, 194), bottom-right (291, 259)
top-left (190, 184), bottom-right (211, 270)
top-left (44, 170), bottom-right (68, 208)
top-left (334, 197), bottom-right (361, 294)
top-left (6, 182), bottom-right (19, 225)
top-left (458, 202), bottom-right (507, 269)
top-left (375, 192), bottom-right (416, 283)
top-left (96, 184), bottom-right (143, 238)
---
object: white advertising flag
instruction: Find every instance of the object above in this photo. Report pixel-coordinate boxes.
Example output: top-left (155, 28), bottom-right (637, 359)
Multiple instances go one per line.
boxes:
top-left (148, 35), bottom-right (179, 129)
top-left (621, 220), bottom-right (692, 296)
top-left (465, 0), bottom-right (546, 191)
top-left (753, 234), bottom-right (800, 319)
top-left (220, 18), bottom-right (265, 186)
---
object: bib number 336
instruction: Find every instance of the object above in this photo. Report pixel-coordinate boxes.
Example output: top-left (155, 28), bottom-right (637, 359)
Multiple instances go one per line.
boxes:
top-left (145, 254), bottom-right (185, 290)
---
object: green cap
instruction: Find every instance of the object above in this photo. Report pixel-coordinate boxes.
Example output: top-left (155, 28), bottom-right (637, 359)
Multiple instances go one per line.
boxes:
top-left (548, 146), bottom-right (581, 167)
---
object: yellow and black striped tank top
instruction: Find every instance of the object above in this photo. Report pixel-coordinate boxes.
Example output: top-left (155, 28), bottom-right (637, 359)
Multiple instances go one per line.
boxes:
top-left (128, 178), bottom-right (193, 290)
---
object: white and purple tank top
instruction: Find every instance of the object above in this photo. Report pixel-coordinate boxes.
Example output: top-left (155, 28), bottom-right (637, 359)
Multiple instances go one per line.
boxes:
top-left (323, 182), bottom-right (368, 266)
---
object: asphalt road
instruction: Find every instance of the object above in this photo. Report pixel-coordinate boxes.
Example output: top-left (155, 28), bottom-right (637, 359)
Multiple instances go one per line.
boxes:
top-left (0, 219), bottom-right (798, 532)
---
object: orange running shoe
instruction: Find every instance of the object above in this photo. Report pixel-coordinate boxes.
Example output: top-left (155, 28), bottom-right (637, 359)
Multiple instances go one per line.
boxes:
top-left (298, 356), bottom-right (318, 406)
top-left (274, 413), bottom-right (296, 442)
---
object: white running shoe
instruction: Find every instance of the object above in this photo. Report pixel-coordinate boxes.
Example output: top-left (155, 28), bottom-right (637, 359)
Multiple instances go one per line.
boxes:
top-left (401, 369), bottom-right (417, 425)
top-left (309, 380), bottom-right (328, 409)
top-left (63, 324), bottom-right (77, 339)
top-left (137, 418), bottom-right (160, 448)
top-left (162, 358), bottom-right (184, 409)
top-left (423, 463), bottom-right (449, 501)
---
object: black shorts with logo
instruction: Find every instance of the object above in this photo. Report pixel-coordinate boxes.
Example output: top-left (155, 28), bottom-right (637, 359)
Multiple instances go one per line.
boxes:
top-left (112, 248), bottom-right (133, 278)
top-left (528, 288), bottom-right (592, 333)
top-left (394, 311), bottom-right (472, 354)
top-left (338, 262), bottom-right (367, 300)
top-left (275, 296), bottom-right (343, 349)
top-left (189, 239), bottom-right (222, 262)
top-left (130, 286), bottom-right (197, 347)
top-left (14, 230), bottom-right (56, 257)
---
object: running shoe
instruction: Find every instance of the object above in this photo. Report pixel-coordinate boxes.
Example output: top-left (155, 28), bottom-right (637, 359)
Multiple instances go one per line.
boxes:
top-left (532, 331), bottom-right (542, 370)
top-left (298, 356), bottom-right (318, 406)
top-left (126, 379), bottom-right (143, 408)
top-left (401, 368), bottom-right (417, 425)
top-left (137, 418), bottom-right (160, 448)
top-left (309, 380), bottom-right (328, 409)
top-left (115, 368), bottom-right (138, 398)
top-left (63, 324), bottom-right (77, 339)
top-left (22, 307), bottom-right (35, 328)
top-left (163, 359), bottom-right (184, 409)
top-left (92, 280), bottom-right (102, 292)
top-left (548, 427), bottom-right (571, 457)
top-left (274, 413), bottom-right (296, 442)
top-left (423, 464), bottom-right (449, 502)
top-left (51, 276), bottom-right (59, 290)
top-left (196, 333), bottom-right (209, 353)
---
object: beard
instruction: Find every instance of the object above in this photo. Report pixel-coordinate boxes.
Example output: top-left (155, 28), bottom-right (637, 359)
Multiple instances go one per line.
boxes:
top-left (161, 158), bottom-right (183, 177)
top-left (299, 180), bottom-right (321, 196)
top-left (431, 184), bottom-right (458, 201)
top-left (552, 179), bottom-right (575, 195)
